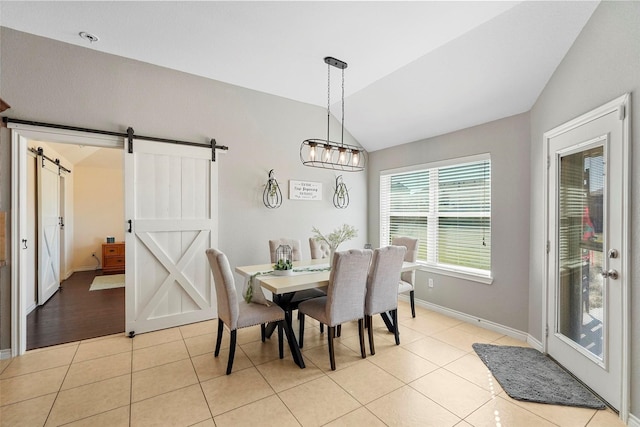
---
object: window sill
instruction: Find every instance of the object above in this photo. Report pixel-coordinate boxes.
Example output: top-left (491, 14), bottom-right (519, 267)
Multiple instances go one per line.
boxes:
top-left (416, 263), bottom-right (494, 285)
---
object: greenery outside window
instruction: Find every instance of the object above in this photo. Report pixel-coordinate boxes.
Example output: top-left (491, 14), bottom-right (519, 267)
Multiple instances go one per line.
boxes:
top-left (380, 154), bottom-right (491, 279)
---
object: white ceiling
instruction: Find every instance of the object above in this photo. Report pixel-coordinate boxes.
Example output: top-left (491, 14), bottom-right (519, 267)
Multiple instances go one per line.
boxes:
top-left (1, 1), bottom-right (599, 153)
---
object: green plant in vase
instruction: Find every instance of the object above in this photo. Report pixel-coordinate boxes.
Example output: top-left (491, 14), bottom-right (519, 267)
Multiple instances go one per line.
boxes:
top-left (272, 258), bottom-right (293, 275)
top-left (273, 258), bottom-right (293, 271)
top-left (311, 224), bottom-right (358, 260)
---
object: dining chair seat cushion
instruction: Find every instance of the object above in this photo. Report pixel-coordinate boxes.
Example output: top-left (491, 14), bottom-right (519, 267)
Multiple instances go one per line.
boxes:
top-left (398, 279), bottom-right (413, 294)
top-left (298, 296), bottom-right (330, 325)
top-left (236, 300), bottom-right (285, 329)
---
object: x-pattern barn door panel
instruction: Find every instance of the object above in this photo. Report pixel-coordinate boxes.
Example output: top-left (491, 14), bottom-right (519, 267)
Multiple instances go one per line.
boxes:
top-left (37, 155), bottom-right (60, 305)
top-left (125, 139), bottom-right (218, 335)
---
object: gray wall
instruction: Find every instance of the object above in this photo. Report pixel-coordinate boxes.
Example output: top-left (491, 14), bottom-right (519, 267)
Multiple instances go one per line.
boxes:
top-left (367, 113), bottom-right (531, 332)
top-left (0, 28), bottom-right (367, 350)
top-left (529, 1), bottom-right (639, 416)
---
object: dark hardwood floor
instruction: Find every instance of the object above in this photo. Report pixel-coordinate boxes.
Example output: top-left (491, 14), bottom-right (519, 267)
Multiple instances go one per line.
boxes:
top-left (26, 270), bottom-right (125, 350)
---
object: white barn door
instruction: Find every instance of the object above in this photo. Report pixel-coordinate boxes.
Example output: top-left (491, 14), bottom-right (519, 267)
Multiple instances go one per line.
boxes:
top-left (125, 139), bottom-right (218, 336)
top-left (37, 155), bottom-right (60, 305)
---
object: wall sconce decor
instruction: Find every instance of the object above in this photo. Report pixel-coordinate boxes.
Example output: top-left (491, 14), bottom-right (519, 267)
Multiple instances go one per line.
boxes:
top-left (300, 57), bottom-right (366, 172)
top-left (333, 175), bottom-right (349, 209)
top-left (263, 169), bottom-right (283, 208)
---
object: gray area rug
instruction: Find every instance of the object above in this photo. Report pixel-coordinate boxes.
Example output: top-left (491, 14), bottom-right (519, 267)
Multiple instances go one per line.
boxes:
top-left (472, 343), bottom-right (605, 409)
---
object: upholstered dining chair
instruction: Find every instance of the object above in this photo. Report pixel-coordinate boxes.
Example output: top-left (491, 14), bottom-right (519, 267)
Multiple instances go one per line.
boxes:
top-left (365, 245), bottom-right (407, 355)
top-left (298, 249), bottom-right (373, 370)
top-left (309, 238), bottom-right (331, 259)
top-left (206, 248), bottom-right (286, 375)
top-left (391, 236), bottom-right (419, 317)
top-left (269, 238), bottom-right (326, 346)
top-left (269, 238), bottom-right (302, 263)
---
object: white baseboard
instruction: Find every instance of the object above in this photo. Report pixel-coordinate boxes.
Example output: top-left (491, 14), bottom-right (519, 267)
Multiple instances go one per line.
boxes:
top-left (403, 295), bottom-right (529, 343)
top-left (526, 335), bottom-right (544, 352)
top-left (0, 348), bottom-right (12, 360)
top-left (628, 413), bottom-right (640, 427)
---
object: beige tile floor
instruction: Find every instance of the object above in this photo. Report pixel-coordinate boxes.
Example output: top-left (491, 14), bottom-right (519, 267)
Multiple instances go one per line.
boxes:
top-left (0, 301), bottom-right (625, 427)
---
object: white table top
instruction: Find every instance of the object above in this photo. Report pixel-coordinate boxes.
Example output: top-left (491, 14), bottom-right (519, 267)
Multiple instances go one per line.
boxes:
top-left (236, 258), bottom-right (419, 295)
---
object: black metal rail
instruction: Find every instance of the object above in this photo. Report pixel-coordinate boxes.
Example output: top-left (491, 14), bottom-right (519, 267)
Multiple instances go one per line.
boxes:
top-left (3, 117), bottom-right (228, 161)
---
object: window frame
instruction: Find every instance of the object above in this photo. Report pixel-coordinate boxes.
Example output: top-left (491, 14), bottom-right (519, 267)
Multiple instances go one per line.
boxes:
top-left (380, 153), bottom-right (493, 284)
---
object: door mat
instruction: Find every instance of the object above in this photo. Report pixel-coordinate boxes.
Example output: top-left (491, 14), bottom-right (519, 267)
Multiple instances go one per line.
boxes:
top-left (472, 343), bottom-right (605, 409)
top-left (89, 274), bottom-right (125, 291)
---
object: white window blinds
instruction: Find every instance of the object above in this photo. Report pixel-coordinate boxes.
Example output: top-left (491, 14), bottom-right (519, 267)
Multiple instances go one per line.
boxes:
top-left (380, 155), bottom-right (491, 276)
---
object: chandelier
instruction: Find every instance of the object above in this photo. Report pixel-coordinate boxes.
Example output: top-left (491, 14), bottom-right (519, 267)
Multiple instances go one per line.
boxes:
top-left (300, 57), bottom-right (366, 172)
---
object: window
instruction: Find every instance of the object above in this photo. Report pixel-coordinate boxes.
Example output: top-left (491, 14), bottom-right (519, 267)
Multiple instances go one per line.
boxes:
top-left (380, 154), bottom-right (491, 278)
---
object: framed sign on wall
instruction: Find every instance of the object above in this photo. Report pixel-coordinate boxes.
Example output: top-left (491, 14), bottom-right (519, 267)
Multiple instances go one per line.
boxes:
top-left (289, 180), bottom-right (322, 201)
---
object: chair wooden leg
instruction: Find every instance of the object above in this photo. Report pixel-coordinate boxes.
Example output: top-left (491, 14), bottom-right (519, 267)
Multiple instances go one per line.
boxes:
top-left (261, 323), bottom-right (266, 342)
top-left (299, 312), bottom-right (305, 348)
top-left (328, 326), bottom-right (336, 371)
top-left (214, 318), bottom-right (224, 357)
top-left (320, 323), bottom-right (324, 333)
top-left (226, 329), bottom-right (237, 375)
top-left (336, 324), bottom-right (342, 337)
top-left (410, 290), bottom-right (416, 318)
top-left (278, 321), bottom-right (284, 359)
top-left (392, 309), bottom-right (400, 345)
top-left (367, 315), bottom-right (375, 355)
top-left (358, 318), bottom-right (366, 359)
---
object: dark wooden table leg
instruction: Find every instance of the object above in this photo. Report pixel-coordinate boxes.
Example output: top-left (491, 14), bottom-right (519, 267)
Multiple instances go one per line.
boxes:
top-left (273, 293), bottom-right (305, 368)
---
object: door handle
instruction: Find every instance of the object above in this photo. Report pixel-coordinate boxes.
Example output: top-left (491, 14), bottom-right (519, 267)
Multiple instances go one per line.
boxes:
top-left (22, 239), bottom-right (28, 249)
top-left (127, 219), bottom-right (132, 233)
top-left (602, 269), bottom-right (619, 280)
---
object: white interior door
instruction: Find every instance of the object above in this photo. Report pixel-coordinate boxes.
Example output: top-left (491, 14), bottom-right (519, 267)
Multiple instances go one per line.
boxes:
top-left (59, 174), bottom-right (67, 281)
top-left (37, 154), bottom-right (60, 305)
top-left (125, 139), bottom-right (218, 335)
top-left (546, 96), bottom-right (629, 411)
top-left (26, 153), bottom-right (37, 313)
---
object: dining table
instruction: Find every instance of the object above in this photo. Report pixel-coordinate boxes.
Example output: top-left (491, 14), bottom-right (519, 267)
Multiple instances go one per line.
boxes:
top-left (235, 258), bottom-right (419, 369)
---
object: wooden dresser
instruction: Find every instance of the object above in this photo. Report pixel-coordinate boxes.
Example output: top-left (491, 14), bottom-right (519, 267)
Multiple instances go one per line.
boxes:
top-left (102, 242), bottom-right (125, 274)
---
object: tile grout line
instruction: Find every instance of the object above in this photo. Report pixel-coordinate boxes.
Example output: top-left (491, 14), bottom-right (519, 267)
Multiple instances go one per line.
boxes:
top-left (43, 341), bottom-right (81, 426)
top-left (181, 326), bottom-right (216, 425)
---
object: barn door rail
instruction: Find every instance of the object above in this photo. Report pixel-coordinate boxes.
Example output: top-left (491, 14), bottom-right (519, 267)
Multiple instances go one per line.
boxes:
top-left (2, 117), bottom-right (228, 161)
top-left (29, 146), bottom-right (72, 174)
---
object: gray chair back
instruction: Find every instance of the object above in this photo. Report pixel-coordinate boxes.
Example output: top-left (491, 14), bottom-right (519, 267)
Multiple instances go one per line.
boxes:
top-left (309, 238), bottom-right (331, 259)
top-left (269, 238), bottom-right (302, 262)
top-left (206, 248), bottom-right (239, 330)
top-left (392, 236), bottom-right (418, 284)
top-left (365, 245), bottom-right (407, 315)
top-left (325, 249), bottom-right (372, 325)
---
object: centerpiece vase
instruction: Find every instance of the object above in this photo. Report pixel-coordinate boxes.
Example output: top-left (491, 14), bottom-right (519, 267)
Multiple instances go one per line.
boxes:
top-left (329, 246), bottom-right (337, 262)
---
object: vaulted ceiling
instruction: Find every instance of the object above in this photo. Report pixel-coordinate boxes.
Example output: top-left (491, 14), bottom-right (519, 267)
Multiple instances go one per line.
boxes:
top-left (1, 1), bottom-right (599, 153)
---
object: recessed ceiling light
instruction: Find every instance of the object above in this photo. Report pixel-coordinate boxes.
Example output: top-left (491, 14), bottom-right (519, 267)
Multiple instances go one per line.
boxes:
top-left (79, 31), bottom-right (99, 43)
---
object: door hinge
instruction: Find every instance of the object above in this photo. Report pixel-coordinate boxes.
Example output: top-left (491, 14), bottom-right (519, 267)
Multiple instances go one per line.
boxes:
top-left (545, 324), bottom-right (549, 337)
top-left (618, 105), bottom-right (625, 120)
top-left (547, 155), bottom-right (551, 169)
top-left (546, 240), bottom-right (550, 254)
